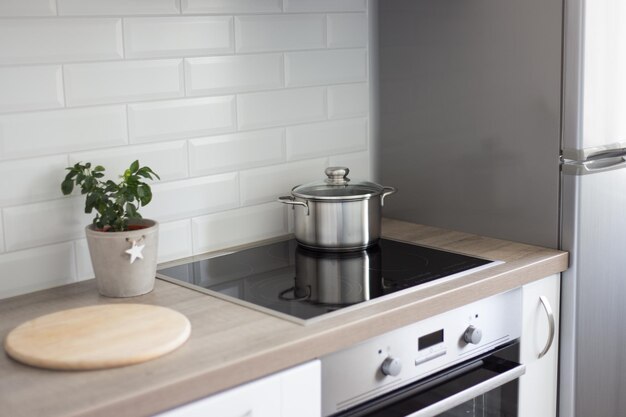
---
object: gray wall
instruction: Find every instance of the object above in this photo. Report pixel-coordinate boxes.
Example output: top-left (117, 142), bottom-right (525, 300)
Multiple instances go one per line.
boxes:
top-left (378, 0), bottom-right (562, 248)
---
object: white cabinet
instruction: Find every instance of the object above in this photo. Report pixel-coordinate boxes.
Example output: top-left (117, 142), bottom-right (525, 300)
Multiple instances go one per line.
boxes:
top-left (518, 274), bottom-right (560, 417)
top-left (156, 360), bottom-right (320, 417)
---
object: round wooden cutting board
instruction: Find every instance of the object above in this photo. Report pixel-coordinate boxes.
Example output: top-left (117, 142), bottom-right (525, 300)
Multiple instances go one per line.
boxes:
top-left (4, 304), bottom-right (191, 371)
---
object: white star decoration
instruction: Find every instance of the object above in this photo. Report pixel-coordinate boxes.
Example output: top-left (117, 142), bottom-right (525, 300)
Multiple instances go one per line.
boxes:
top-left (125, 240), bottom-right (145, 264)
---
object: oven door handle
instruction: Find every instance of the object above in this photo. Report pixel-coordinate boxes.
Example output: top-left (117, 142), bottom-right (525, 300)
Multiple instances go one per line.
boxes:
top-left (405, 363), bottom-right (526, 417)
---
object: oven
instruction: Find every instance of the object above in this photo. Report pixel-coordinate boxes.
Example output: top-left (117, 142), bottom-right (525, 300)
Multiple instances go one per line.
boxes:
top-left (321, 289), bottom-right (523, 417)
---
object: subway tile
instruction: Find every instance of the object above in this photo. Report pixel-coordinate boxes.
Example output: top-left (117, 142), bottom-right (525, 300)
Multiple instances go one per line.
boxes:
top-left (0, 242), bottom-right (76, 300)
top-left (64, 60), bottom-right (183, 106)
top-left (185, 54), bottom-right (283, 96)
top-left (0, 0), bottom-right (56, 17)
top-left (328, 150), bottom-right (371, 179)
top-left (0, 155), bottom-right (68, 207)
top-left (124, 17), bottom-right (233, 59)
top-left (4, 197), bottom-right (89, 251)
top-left (182, 0), bottom-right (281, 14)
top-left (189, 129), bottom-right (285, 176)
top-left (286, 118), bottom-right (368, 161)
top-left (284, 0), bottom-right (366, 12)
top-left (237, 87), bottom-right (326, 130)
top-left (0, 105), bottom-right (128, 160)
top-left (192, 203), bottom-right (288, 254)
top-left (285, 49), bottom-right (367, 87)
top-left (328, 83), bottom-right (369, 119)
top-left (240, 158), bottom-right (327, 205)
top-left (129, 96), bottom-right (235, 143)
top-left (70, 141), bottom-right (188, 183)
top-left (328, 13), bottom-right (367, 48)
top-left (157, 219), bottom-right (193, 262)
top-left (0, 18), bottom-right (122, 65)
top-left (57, 0), bottom-right (179, 16)
top-left (142, 173), bottom-right (239, 222)
top-left (0, 65), bottom-right (64, 113)
top-left (235, 14), bottom-right (325, 53)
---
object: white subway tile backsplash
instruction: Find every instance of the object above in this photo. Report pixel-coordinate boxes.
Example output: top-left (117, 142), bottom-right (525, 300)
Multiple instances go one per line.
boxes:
top-left (0, 242), bottom-right (76, 299)
top-left (124, 17), bottom-right (233, 59)
top-left (284, 0), bottom-right (366, 13)
top-left (4, 197), bottom-right (89, 251)
top-left (285, 49), bottom-right (367, 87)
top-left (70, 141), bottom-right (188, 182)
top-left (129, 96), bottom-right (235, 143)
top-left (0, 0), bottom-right (56, 17)
top-left (189, 129), bottom-right (285, 176)
top-left (64, 60), bottom-right (184, 106)
top-left (0, 18), bottom-right (123, 65)
top-left (157, 220), bottom-right (193, 262)
top-left (237, 87), bottom-right (326, 130)
top-left (0, 1), bottom-right (373, 298)
top-left (328, 150), bottom-right (371, 179)
top-left (0, 105), bottom-right (128, 160)
top-left (240, 158), bottom-right (327, 205)
top-left (328, 83), bottom-right (369, 119)
top-left (142, 173), bottom-right (239, 222)
top-left (328, 13), bottom-right (368, 48)
top-left (185, 54), bottom-right (283, 96)
top-left (235, 14), bottom-right (326, 53)
top-left (58, 0), bottom-right (180, 16)
top-left (192, 203), bottom-right (288, 254)
top-left (0, 65), bottom-right (64, 113)
top-left (286, 118), bottom-right (368, 161)
top-left (182, 0), bottom-right (281, 14)
top-left (0, 155), bottom-right (68, 207)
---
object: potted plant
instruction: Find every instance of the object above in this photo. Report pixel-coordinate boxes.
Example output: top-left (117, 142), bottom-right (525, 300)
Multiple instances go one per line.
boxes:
top-left (62, 160), bottom-right (161, 297)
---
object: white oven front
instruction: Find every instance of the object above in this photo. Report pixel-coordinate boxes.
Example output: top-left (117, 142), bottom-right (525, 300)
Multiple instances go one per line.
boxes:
top-left (321, 289), bottom-right (523, 417)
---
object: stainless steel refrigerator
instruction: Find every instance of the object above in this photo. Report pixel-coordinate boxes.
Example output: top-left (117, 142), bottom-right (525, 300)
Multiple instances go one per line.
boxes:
top-left (378, 0), bottom-right (626, 416)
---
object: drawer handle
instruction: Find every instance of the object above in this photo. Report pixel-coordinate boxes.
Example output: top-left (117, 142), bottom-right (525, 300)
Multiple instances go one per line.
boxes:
top-left (538, 295), bottom-right (555, 359)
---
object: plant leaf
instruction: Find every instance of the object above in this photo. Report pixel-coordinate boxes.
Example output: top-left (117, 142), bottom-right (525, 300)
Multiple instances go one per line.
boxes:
top-left (61, 179), bottom-right (74, 195)
top-left (138, 185), bottom-right (152, 206)
top-left (130, 160), bottom-right (139, 174)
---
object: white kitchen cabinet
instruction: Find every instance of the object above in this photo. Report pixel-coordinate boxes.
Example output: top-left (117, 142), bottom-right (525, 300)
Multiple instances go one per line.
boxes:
top-left (155, 360), bottom-right (320, 417)
top-left (519, 274), bottom-right (560, 417)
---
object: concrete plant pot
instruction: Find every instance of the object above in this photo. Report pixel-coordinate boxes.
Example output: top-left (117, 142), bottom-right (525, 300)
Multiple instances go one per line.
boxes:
top-left (85, 219), bottom-right (159, 298)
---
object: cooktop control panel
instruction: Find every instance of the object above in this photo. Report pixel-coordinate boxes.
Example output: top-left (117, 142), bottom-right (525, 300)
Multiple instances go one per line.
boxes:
top-left (320, 288), bottom-right (522, 416)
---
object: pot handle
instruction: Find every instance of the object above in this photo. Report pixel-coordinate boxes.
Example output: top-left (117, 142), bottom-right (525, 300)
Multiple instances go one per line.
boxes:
top-left (381, 186), bottom-right (397, 207)
top-left (278, 195), bottom-right (310, 215)
top-left (279, 286), bottom-right (310, 301)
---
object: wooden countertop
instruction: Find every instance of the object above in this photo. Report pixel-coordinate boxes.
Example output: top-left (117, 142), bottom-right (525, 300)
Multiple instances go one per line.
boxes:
top-left (0, 219), bottom-right (568, 417)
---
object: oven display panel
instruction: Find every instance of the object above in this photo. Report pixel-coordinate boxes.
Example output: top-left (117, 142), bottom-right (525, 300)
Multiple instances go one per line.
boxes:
top-left (418, 329), bottom-right (444, 351)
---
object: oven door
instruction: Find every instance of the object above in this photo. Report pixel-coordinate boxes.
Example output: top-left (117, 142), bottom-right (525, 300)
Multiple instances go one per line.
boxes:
top-left (335, 343), bottom-right (524, 417)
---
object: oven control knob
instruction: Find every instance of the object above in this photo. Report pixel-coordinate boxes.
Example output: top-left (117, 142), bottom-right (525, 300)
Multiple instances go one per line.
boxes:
top-left (381, 356), bottom-right (402, 377)
top-left (463, 325), bottom-right (482, 345)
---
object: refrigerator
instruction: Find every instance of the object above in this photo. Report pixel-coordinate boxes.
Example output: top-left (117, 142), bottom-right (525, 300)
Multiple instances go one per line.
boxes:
top-left (378, 0), bottom-right (626, 416)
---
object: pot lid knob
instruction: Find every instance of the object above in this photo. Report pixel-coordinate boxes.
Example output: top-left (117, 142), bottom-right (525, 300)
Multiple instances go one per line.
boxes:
top-left (324, 167), bottom-right (350, 185)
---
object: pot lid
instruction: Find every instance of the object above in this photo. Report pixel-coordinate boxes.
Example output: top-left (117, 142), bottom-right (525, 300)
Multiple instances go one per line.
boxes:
top-left (291, 167), bottom-right (385, 200)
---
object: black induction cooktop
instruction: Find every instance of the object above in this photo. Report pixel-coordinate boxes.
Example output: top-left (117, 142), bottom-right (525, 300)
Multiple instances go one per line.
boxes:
top-left (157, 238), bottom-right (499, 324)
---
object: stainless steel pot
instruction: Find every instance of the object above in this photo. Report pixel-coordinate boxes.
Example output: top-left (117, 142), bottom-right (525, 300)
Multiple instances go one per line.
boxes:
top-left (279, 244), bottom-right (383, 306)
top-left (278, 167), bottom-right (397, 251)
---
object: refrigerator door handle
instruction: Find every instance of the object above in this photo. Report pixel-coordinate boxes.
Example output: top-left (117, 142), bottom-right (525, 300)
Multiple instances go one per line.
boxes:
top-left (562, 156), bottom-right (626, 176)
top-left (538, 295), bottom-right (555, 359)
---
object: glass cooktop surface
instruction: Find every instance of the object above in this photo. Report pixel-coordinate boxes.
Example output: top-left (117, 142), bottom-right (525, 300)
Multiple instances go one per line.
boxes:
top-left (157, 238), bottom-right (500, 324)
